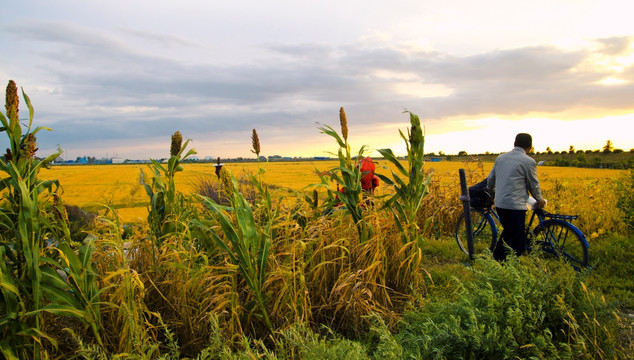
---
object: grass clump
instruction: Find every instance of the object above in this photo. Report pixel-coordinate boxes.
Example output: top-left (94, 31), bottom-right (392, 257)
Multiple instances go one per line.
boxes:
top-left (396, 254), bottom-right (630, 359)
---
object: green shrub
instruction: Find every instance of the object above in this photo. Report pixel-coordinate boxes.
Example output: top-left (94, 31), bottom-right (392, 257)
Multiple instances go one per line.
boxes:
top-left (396, 255), bottom-right (627, 359)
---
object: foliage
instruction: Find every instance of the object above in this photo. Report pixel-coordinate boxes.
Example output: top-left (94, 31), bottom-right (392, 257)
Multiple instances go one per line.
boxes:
top-left (141, 131), bottom-right (197, 244)
top-left (197, 176), bottom-right (274, 332)
top-left (376, 111), bottom-right (431, 245)
top-left (0, 81), bottom-right (102, 359)
top-left (397, 255), bottom-right (630, 359)
top-left (615, 169), bottom-right (634, 230)
top-left (315, 107), bottom-right (372, 242)
top-left (2, 96), bottom-right (632, 359)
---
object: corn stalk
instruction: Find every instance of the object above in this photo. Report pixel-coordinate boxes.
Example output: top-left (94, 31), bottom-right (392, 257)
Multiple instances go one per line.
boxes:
top-left (0, 81), bottom-right (102, 359)
top-left (142, 131), bottom-right (196, 245)
top-left (196, 174), bottom-right (273, 332)
top-left (316, 111), bottom-right (372, 242)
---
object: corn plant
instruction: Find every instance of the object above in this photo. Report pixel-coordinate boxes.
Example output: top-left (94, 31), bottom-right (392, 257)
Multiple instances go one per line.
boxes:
top-left (315, 107), bottom-right (372, 242)
top-left (376, 111), bottom-right (431, 245)
top-left (0, 81), bottom-right (102, 359)
top-left (196, 175), bottom-right (273, 332)
top-left (142, 131), bottom-right (197, 244)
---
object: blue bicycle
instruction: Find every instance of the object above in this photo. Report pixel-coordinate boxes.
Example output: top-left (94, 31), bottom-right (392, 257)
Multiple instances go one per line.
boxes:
top-left (455, 199), bottom-right (590, 270)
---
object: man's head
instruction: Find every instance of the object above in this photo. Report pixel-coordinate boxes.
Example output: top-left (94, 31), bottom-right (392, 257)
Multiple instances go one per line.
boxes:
top-left (514, 133), bottom-right (532, 150)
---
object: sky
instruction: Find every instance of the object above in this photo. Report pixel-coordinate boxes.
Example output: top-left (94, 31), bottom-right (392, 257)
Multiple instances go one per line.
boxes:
top-left (1, 0), bottom-right (634, 160)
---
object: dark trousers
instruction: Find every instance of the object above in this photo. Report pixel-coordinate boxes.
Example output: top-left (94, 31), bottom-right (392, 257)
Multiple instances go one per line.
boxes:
top-left (493, 208), bottom-right (527, 261)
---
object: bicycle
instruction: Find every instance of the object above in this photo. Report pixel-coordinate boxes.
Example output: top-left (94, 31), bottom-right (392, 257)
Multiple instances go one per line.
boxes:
top-left (455, 198), bottom-right (590, 270)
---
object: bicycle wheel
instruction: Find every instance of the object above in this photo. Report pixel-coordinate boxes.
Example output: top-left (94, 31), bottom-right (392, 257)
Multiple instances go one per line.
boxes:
top-left (533, 220), bottom-right (589, 269)
top-left (455, 210), bottom-right (497, 256)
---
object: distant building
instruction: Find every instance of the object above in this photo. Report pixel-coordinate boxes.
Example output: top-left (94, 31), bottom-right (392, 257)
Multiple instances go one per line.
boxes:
top-left (112, 158), bottom-right (125, 164)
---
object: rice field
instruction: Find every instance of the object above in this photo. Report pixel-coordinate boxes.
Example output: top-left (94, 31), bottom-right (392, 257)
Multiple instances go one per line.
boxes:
top-left (41, 161), bottom-right (628, 236)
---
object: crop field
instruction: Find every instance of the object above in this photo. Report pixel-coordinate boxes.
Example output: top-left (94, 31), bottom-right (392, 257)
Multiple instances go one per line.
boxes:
top-left (42, 161), bottom-right (628, 237)
top-left (3, 91), bottom-right (633, 359)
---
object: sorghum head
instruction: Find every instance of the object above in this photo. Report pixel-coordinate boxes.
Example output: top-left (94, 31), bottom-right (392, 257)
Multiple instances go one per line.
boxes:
top-left (170, 131), bottom-right (182, 157)
top-left (339, 107), bottom-right (348, 142)
top-left (251, 129), bottom-right (261, 156)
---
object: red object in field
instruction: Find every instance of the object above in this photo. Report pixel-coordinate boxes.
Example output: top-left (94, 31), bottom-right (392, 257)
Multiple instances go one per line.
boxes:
top-left (359, 157), bottom-right (379, 194)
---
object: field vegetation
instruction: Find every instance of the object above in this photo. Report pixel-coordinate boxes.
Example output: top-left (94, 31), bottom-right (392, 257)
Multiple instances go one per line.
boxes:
top-left (2, 82), bottom-right (633, 359)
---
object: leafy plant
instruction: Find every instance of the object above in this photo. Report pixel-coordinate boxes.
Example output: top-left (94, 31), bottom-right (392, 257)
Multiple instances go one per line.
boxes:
top-left (374, 111), bottom-right (431, 286)
top-left (315, 107), bottom-right (372, 242)
top-left (0, 80), bottom-right (102, 359)
top-left (142, 131), bottom-right (197, 244)
top-left (376, 111), bottom-right (431, 245)
top-left (197, 176), bottom-right (273, 332)
top-left (397, 255), bottom-right (629, 359)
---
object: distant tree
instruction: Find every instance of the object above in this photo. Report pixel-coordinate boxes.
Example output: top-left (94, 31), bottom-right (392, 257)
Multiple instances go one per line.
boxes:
top-left (546, 147), bottom-right (553, 154)
top-left (458, 150), bottom-right (468, 156)
top-left (603, 140), bottom-right (614, 153)
top-left (438, 151), bottom-right (445, 156)
top-left (569, 145), bottom-right (575, 154)
top-left (613, 149), bottom-right (624, 154)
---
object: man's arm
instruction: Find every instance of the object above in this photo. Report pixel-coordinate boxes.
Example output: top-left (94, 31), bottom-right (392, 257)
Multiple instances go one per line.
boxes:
top-left (486, 164), bottom-right (496, 191)
top-left (526, 161), bottom-right (546, 207)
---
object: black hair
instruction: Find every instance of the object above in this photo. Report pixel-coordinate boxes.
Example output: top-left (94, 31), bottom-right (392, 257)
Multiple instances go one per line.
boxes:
top-left (514, 133), bottom-right (532, 149)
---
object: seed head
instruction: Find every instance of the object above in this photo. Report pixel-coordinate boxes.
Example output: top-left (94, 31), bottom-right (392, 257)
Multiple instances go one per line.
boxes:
top-left (251, 129), bottom-right (261, 156)
top-left (5, 80), bottom-right (19, 127)
top-left (219, 167), bottom-right (234, 197)
top-left (339, 107), bottom-right (348, 142)
top-left (23, 133), bottom-right (38, 158)
top-left (170, 131), bottom-right (182, 157)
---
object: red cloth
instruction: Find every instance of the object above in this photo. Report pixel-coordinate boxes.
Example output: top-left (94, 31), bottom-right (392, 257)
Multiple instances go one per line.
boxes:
top-left (359, 157), bottom-right (378, 193)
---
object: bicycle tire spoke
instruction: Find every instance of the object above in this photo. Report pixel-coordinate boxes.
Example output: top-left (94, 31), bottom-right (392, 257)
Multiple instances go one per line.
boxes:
top-left (534, 221), bottom-right (588, 269)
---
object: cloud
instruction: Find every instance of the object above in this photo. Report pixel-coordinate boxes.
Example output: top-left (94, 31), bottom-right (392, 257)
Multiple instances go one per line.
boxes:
top-left (3, 19), bottom-right (634, 157)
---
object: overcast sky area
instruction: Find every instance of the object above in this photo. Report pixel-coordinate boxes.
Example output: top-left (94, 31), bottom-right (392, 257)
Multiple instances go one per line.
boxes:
top-left (2, 0), bottom-right (634, 160)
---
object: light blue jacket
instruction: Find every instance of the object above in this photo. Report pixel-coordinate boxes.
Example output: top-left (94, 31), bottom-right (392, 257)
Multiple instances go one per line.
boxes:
top-left (487, 147), bottom-right (543, 210)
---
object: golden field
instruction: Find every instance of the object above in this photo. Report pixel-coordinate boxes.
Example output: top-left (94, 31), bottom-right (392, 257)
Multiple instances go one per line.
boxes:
top-left (41, 160), bottom-right (627, 237)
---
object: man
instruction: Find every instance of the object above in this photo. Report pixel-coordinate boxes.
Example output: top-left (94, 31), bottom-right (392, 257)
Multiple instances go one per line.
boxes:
top-left (487, 133), bottom-right (546, 261)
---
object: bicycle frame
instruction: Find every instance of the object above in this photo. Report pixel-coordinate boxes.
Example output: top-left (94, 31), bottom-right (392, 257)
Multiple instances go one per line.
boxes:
top-left (528, 208), bottom-right (590, 249)
top-left (483, 206), bottom-right (589, 251)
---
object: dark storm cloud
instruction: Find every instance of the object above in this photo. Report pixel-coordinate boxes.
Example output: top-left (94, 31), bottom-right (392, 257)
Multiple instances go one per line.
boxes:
top-left (4, 20), bottom-right (633, 156)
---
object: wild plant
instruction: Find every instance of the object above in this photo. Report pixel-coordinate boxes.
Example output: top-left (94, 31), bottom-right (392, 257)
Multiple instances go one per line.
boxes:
top-left (397, 255), bottom-right (630, 359)
top-left (196, 176), bottom-right (273, 332)
top-left (194, 130), bottom-right (277, 336)
top-left (0, 80), bottom-right (102, 358)
top-left (375, 111), bottom-right (431, 245)
top-left (374, 111), bottom-right (431, 286)
top-left (315, 107), bottom-right (372, 242)
top-left (142, 130), bottom-right (197, 244)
